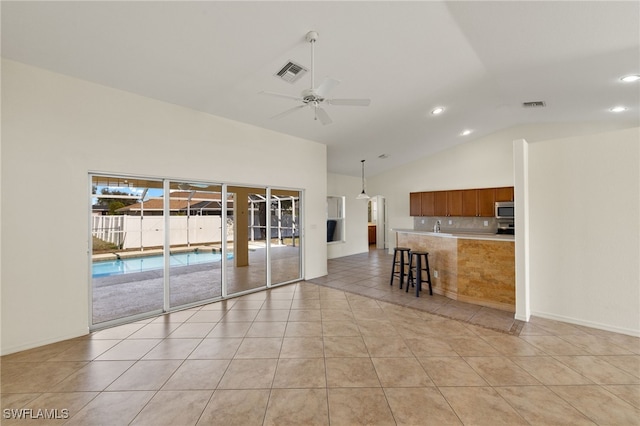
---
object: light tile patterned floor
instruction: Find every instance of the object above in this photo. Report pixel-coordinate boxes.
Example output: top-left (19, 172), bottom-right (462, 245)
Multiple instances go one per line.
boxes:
top-left (1, 250), bottom-right (639, 425)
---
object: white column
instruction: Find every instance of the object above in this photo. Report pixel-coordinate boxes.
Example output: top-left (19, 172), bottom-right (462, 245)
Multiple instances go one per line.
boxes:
top-left (513, 138), bottom-right (530, 322)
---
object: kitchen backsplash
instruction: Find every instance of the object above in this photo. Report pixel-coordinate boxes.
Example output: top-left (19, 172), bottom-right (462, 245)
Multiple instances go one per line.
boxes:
top-left (413, 216), bottom-right (499, 234)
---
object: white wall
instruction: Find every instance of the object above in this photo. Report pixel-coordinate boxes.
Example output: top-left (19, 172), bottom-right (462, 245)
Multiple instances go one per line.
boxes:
top-left (368, 127), bottom-right (516, 250)
top-left (368, 123), bottom-right (633, 250)
top-left (327, 173), bottom-right (369, 259)
top-left (1, 60), bottom-right (327, 354)
top-left (527, 127), bottom-right (640, 335)
top-left (367, 123), bottom-right (639, 335)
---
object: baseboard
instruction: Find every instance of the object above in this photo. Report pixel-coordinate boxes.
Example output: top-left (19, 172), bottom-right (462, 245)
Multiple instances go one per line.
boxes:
top-left (531, 310), bottom-right (640, 337)
top-left (1, 327), bottom-right (89, 356)
top-left (431, 287), bottom-right (458, 300)
top-left (431, 287), bottom-right (515, 313)
top-left (456, 294), bottom-right (515, 313)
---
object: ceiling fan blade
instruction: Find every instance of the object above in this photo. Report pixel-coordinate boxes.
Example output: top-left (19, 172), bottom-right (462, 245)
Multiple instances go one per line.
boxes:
top-left (326, 98), bottom-right (371, 106)
top-left (270, 104), bottom-right (308, 120)
top-left (315, 77), bottom-right (341, 97)
top-left (260, 91), bottom-right (303, 102)
top-left (315, 106), bottom-right (333, 125)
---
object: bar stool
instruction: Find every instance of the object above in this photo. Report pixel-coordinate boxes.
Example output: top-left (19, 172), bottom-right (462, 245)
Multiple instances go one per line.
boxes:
top-left (407, 251), bottom-right (433, 297)
top-left (389, 247), bottom-right (411, 289)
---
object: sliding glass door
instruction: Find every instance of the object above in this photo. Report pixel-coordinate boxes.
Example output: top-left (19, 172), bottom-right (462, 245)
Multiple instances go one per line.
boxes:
top-left (270, 189), bottom-right (302, 285)
top-left (168, 182), bottom-right (223, 308)
top-left (226, 186), bottom-right (267, 296)
top-left (90, 176), bottom-right (165, 325)
top-left (90, 175), bottom-right (303, 328)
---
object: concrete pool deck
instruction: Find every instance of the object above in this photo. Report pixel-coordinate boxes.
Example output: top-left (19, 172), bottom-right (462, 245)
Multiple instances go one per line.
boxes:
top-left (91, 244), bottom-right (301, 324)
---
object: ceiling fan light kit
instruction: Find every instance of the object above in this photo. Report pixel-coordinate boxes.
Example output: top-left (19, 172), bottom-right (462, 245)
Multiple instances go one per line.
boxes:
top-left (261, 30), bottom-right (371, 125)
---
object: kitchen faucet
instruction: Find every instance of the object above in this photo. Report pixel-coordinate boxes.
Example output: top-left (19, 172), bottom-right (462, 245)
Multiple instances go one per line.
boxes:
top-left (434, 220), bottom-right (441, 233)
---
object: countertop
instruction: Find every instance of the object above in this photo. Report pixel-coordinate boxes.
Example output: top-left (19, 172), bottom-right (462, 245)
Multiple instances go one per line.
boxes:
top-left (393, 228), bottom-right (515, 242)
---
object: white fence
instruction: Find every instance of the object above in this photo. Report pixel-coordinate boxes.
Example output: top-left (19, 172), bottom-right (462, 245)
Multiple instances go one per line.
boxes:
top-left (92, 214), bottom-right (297, 250)
top-left (92, 215), bottom-right (224, 249)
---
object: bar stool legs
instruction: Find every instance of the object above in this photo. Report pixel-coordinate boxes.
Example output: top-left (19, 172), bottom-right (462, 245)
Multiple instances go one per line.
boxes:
top-left (390, 247), bottom-right (411, 289)
top-left (407, 251), bottom-right (433, 297)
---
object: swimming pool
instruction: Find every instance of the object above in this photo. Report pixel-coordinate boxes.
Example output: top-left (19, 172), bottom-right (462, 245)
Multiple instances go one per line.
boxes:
top-left (93, 251), bottom-right (230, 278)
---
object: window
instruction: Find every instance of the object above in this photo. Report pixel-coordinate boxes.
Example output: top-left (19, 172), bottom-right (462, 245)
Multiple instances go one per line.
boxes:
top-left (326, 196), bottom-right (345, 243)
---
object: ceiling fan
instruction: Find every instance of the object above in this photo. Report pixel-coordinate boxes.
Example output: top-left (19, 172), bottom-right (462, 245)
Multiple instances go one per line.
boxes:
top-left (261, 31), bottom-right (371, 125)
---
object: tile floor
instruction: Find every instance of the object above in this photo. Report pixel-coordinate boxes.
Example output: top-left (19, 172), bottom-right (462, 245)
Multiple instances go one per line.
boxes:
top-left (310, 249), bottom-right (523, 334)
top-left (1, 249), bottom-right (639, 425)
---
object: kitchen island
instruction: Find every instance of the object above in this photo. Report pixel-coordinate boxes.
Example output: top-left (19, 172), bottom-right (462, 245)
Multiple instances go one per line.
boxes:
top-left (394, 229), bottom-right (515, 312)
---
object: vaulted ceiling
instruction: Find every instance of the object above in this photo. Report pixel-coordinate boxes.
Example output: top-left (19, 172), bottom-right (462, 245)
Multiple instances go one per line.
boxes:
top-left (2, 1), bottom-right (638, 177)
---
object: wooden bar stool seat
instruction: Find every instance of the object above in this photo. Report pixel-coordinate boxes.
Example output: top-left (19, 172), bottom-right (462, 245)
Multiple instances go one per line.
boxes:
top-left (389, 247), bottom-right (411, 289)
top-left (407, 251), bottom-right (433, 297)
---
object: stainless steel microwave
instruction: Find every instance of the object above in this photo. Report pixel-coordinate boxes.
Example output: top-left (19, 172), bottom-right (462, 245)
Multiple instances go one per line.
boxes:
top-left (495, 201), bottom-right (515, 219)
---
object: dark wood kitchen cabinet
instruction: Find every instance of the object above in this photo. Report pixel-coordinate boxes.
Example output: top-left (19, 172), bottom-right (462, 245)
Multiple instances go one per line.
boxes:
top-left (433, 191), bottom-right (448, 216)
top-left (368, 225), bottom-right (377, 245)
top-left (411, 191), bottom-right (437, 216)
top-left (410, 191), bottom-right (438, 216)
top-left (477, 188), bottom-right (496, 217)
top-left (447, 190), bottom-right (464, 216)
top-left (409, 186), bottom-right (513, 217)
top-left (461, 189), bottom-right (477, 216)
top-left (421, 192), bottom-right (435, 216)
top-left (495, 186), bottom-right (514, 202)
top-left (460, 188), bottom-right (495, 217)
top-left (410, 192), bottom-right (422, 216)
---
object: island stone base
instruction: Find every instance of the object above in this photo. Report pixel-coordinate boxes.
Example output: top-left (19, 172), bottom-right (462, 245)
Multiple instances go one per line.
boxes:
top-left (397, 232), bottom-right (515, 312)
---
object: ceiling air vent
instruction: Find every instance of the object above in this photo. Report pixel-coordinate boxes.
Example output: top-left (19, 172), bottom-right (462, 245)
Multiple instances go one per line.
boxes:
top-left (522, 101), bottom-right (546, 108)
top-left (275, 61), bottom-right (308, 84)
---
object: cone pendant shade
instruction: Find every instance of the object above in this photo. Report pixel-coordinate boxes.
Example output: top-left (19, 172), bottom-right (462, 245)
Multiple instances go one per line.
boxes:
top-left (356, 159), bottom-right (370, 199)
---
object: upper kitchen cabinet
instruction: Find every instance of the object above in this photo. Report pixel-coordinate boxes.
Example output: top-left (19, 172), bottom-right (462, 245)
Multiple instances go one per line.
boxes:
top-left (477, 188), bottom-right (496, 217)
top-left (409, 186), bottom-right (514, 217)
top-left (495, 186), bottom-right (514, 202)
top-left (410, 192), bottom-right (422, 216)
top-left (460, 188), bottom-right (496, 217)
top-left (461, 189), bottom-right (478, 216)
top-left (433, 191), bottom-right (448, 216)
top-left (410, 191), bottom-right (436, 216)
top-left (421, 191), bottom-right (435, 216)
top-left (447, 190), bottom-right (464, 216)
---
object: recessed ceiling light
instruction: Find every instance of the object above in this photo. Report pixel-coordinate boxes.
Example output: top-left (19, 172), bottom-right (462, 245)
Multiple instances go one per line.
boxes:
top-left (461, 129), bottom-right (472, 136)
top-left (621, 74), bottom-right (640, 83)
top-left (431, 107), bottom-right (445, 115)
top-left (610, 106), bottom-right (627, 113)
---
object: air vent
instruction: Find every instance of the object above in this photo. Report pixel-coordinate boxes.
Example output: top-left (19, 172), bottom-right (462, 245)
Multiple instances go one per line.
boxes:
top-left (522, 101), bottom-right (546, 108)
top-left (275, 61), bottom-right (308, 84)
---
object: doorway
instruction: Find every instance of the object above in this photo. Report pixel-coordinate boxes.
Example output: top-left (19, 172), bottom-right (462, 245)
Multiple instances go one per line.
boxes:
top-left (368, 195), bottom-right (387, 249)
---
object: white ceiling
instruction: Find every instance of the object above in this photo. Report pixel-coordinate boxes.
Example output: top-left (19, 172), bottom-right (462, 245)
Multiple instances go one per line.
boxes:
top-left (2, 1), bottom-right (639, 177)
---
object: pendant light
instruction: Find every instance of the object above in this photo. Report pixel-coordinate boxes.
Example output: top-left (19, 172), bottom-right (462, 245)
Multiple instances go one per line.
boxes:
top-left (356, 159), bottom-right (370, 199)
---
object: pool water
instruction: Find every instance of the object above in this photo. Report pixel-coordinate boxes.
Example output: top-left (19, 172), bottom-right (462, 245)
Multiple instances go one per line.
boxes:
top-left (93, 251), bottom-right (230, 278)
